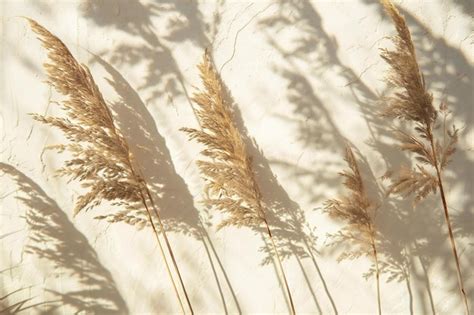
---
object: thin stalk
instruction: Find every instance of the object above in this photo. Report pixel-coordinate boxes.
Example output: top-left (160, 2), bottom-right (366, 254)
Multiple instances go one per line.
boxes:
top-left (403, 248), bottom-right (414, 315)
top-left (262, 216), bottom-right (296, 315)
top-left (199, 230), bottom-right (229, 314)
top-left (186, 55), bottom-right (292, 314)
top-left (184, 53), bottom-right (295, 313)
top-left (428, 132), bottom-right (469, 315)
top-left (137, 189), bottom-right (185, 313)
top-left (415, 249), bottom-right (436, 315)
top-left (143, 186), bottom-right (194, 314)
top-left (303, 238), bottom-right (338, 315)
top-left (405, 271), bottom-right (414, 315)
top-left (294, 248), bottom-right (323, 314)
top-left (370, 234), bottom-right (382, 315)
top-left (202, 228), bottom-right (242, 314)
top-left (102, 97), bottom-right (187, 313)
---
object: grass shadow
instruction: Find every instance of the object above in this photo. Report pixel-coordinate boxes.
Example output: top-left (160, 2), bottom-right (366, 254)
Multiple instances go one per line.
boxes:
top-left (0, 162), bottom-right (128, 314)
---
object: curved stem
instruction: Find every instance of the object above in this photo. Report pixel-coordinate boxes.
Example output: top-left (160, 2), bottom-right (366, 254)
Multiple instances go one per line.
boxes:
top-left (415, 252), bottom-right (436, 315)
top-left (428, 135), bottom-right (469, 315)
top-left (405, 271), bottom-right (414, 315)
top-left (262, 218), bottom-right (296, 315)
top-left (143, 186), bottom-right (194, 314)
top-left (137, 189), bottom-right (185, 313)
top-left (199, 229), bottom-right (228, 314)
top-left (103, 112), bottom-right (186, 313)
top-left (371, 237), bottom-right (382, 315)
top-left (303, 238), bottom-right (338, 315)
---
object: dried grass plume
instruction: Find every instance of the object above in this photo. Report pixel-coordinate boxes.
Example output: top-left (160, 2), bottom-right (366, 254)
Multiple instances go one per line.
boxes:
top-left (181, 51), bottom-right (296, 314)
top-left (27, 18), bottom-right (193, 313)
top-left (324, 145), bottom-right (382, 315)
top-left (379, 1), bottom-right (469, 313)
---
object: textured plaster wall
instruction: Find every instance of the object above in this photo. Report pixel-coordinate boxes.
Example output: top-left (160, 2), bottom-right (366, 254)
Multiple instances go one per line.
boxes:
top-left (0, 0), bottom-right (473, 314)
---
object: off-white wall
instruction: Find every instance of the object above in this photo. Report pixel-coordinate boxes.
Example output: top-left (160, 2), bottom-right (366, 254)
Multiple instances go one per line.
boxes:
top-left (1, 0), bottom-right (472, 314)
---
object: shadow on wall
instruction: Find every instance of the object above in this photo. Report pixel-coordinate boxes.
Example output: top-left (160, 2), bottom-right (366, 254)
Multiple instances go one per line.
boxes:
top-left (89, 55), bottom-right (242, 314)
top-left (366, 0), bottom-right (474, 309)
top-left (344, 145), bottom-right (444, 315)
top-left (362, 0), bottom-right (474, 227)
top-left (1, 289), bottom-right (32, 314)
top-left (259, 0), bottom-right (473, 314)
top-left (6, 0), bottom-right (472, 313)
top-left (0, 163), bottom-right (128, 314)
top-left (1, 246), bottom-right (60, 313)
top-left (209, 56), bottom-right (339, 314)
top-left (258, 0), bottom-right (349, 207)
top-left (0, 284), bottom-right (56, 314)
top-left (90, 55), bottom-right (201, 238)
top-left (81, 0), bottom-right (219, 108)
top-left (452, 0), bottom-right (473, 17)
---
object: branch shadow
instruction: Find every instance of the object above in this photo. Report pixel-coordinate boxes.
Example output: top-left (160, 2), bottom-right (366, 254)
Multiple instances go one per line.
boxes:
top-left (0, 163), bottom-right (128, 314)
top-left (258, 0), bottom-right (348, 208)
top-left (81, 0), bottom-right (214, 108)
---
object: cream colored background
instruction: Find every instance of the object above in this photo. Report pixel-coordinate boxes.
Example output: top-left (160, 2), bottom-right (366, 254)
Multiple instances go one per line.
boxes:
top-left (1, 0), bottom-right (473, 314)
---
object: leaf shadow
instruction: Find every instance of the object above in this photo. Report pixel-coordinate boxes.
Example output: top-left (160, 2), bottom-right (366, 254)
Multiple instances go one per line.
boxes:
top-left (258, 0), bottom-right (348, 207)
top-left (81, 0), bottom-right (215, 108)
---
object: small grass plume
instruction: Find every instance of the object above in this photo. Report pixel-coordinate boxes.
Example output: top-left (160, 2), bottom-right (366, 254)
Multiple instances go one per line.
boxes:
top-left (324, 145), bottom-right (382, 315)
top-left (181, 51), bottom-right (296, 314)
top-left (26, 18), bottom-right (193, 314)
top-left (379, 1), bottom-right (469, 313)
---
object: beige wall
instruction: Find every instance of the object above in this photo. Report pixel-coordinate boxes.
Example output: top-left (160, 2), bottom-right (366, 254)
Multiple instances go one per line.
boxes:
top-left (1, 0), bottom-right (472, 314)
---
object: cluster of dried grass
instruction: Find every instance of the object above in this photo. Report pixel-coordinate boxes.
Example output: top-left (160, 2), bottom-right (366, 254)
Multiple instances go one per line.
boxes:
top-left (322, 1), bottom-right (469, 314)
top-left (15, 0), bottom-right (469, 313)
top-left (27, 19), bottom-right (193, 314)
top-left (379, 1), bottom-right (469, 313)
top-left (181, 52), bottom-right (296, 314)
top-left (181, 53), bottom-right (265, 230)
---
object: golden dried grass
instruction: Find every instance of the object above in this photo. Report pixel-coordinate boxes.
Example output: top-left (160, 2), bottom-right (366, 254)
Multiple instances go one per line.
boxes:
top-left (324, 145), bottom-right (382, 315)
top-left (379, 1), bottom-right (469, 313)
top-left (27, 18), bottom-right (193, 314)
top-left (181, 51), bottom-right (296, 314)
